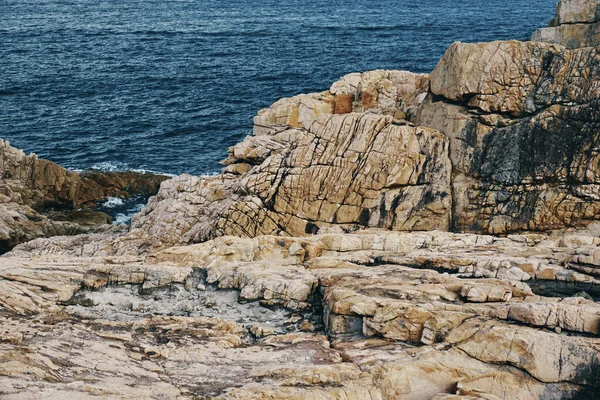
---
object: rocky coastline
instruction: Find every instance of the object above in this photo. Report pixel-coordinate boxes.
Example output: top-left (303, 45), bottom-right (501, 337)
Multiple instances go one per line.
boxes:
top-left (2, 1), bottom-right (600, 399)
top-left (0, 138), bottom-right (169, 253)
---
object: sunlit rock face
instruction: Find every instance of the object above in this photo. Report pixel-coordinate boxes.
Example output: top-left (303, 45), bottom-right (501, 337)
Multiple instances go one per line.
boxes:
top-left (133, 37), bottom-right (600, 240)
top-left (132, 112), bottom-right (452, 246)
top-left (532, 0), bottom-right (600, 49)
top-left (420, 40), bottom-right (600, 233)
top-left (2, 229), bottom-right (600, 398)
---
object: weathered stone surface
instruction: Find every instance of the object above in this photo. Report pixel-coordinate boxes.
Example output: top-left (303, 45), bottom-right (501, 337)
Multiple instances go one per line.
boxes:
top-left (532, 0), bottom-right (600, 48)
top-left (429, 40), bottom-right (598, 116)
top-left (421, 40), bottom-right (600, 234)
top-left (0, 201), bottom-right (95, 254)
top-left (133, 113), bottom-right (451, 246)
top-left (533, 22), bottom-right (600, 49)
top-left (3, 229), bottom-right (600, 398)
top-left (556, 0), bottom-right (600, 24)
top-left (130, 39), bottom-right (600, 243)
top-left (1, 139), bottom-right (168, 210)
top-left (4, 2), bottom-right (600, 398)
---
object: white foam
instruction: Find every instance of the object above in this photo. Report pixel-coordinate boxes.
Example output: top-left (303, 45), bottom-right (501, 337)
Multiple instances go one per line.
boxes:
top-left (90, 161), bottom-right (128, 172)
top-left (101, 197), bottom-right (125, 208)
top-left (71, 161), bottom-right (178, 177)
top-left (113, 203), bottom-right (146, 225)
top-left (114, 213), bottom-right (132, 225)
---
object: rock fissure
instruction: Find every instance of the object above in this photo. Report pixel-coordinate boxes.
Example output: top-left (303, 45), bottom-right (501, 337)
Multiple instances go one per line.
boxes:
top-left (3, 1), bottom-right (600, 398)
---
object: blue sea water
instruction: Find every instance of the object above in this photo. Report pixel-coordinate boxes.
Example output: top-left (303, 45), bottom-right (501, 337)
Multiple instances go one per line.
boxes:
top-left (1, 0), bottom-right (556, 175)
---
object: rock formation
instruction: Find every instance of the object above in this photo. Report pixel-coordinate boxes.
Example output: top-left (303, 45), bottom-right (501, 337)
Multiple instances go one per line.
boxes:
top-left (532, 0), bottom-right (600, 48)
top-left (2, 229), bottom-right (600, 398)
top-left (0, 139), bottom-right (169, 252)
top-left (2, 1), bottom-right (600, 399)
top-left (132, 112), bottom-right (451, 247)
top-left (129, 35), bottom-right (600, 244)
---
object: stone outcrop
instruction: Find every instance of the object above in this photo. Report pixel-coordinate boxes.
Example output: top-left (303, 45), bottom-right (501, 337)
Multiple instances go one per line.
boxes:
top-left (127, 70), bottom-right (437, 247)
top-left (3, 1), bottom-right (600, 399)
top-left (2, 229), bottom-right (600, 398)
top-left (419, 40), bottom-right (600, 233)
top-left (0, 139), bottom-right (169, 252)
top-left (532, 0), bottom-right (600, 48)
top-left (133, 112), bottom-right (451, 247)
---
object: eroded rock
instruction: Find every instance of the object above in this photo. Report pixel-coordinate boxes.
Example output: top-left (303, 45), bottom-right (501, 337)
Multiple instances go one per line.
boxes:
top-left (133, 113), bottom-right (452, 246)
top-left (532, 0), bottom-right (600, 48)
top-left (0, 139), bottom-right (169, 252)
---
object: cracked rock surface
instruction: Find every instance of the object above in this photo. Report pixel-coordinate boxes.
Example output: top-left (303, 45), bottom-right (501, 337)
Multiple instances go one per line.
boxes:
top-left (2, 229), bottom-right (600, 398)
top-left (3, 2), bottom-right (600, 399)
top-left (420, 39), bottom-right (600, 234)
top-left (532, 0), bottom-right (600, 49)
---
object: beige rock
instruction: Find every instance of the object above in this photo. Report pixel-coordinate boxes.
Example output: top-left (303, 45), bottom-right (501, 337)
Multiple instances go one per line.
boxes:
top-left (4, 3), bottom-right (600, 398)
top-left (2, 228), bottom-right (600, 398)
top-left (132, 113), bottom-right (452, 247)
top-left (532, 0), bottom-right (600, 48)
top-left (532, 22), bottom-right (600, 49)
top-left (556, 0), bottom-right (600, 24)
top-left (252, 70), bottom-right (429, 138)
top-left (421, 40), bottom-right (600, 234)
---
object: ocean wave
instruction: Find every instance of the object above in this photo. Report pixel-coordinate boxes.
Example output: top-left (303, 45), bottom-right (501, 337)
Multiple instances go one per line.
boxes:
top-left (72, 162), bottom-right (178, 177)
top-left (101, 197), bottom-right (125, 208)
top-left (113, 207), bottom-right (144, 225)
top-left (95, 195), bottom-right (147, 226)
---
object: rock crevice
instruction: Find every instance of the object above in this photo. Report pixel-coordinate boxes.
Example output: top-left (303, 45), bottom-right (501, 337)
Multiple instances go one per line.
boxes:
top-left (3, 1), bottom-right (600, 398)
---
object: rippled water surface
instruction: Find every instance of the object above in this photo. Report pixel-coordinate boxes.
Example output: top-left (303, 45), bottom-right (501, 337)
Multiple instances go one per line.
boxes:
top-left (1, 0), bottom-right (556, 175)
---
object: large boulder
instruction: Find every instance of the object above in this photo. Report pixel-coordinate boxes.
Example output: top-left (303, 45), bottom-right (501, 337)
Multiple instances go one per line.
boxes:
top-left (133, 39), bottom-right (600, 240)
top-left (532, 0), bottom-right (600, 48)
top-left (420, 40), bottom-right (600, 233)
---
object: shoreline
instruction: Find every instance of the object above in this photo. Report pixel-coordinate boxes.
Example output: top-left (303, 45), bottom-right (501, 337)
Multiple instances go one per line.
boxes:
top-left (2, 1), bottom-right (600, 398)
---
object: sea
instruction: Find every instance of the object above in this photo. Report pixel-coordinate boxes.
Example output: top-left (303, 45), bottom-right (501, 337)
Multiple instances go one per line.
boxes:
top-left (1, 0), bottom-right (556, 176)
